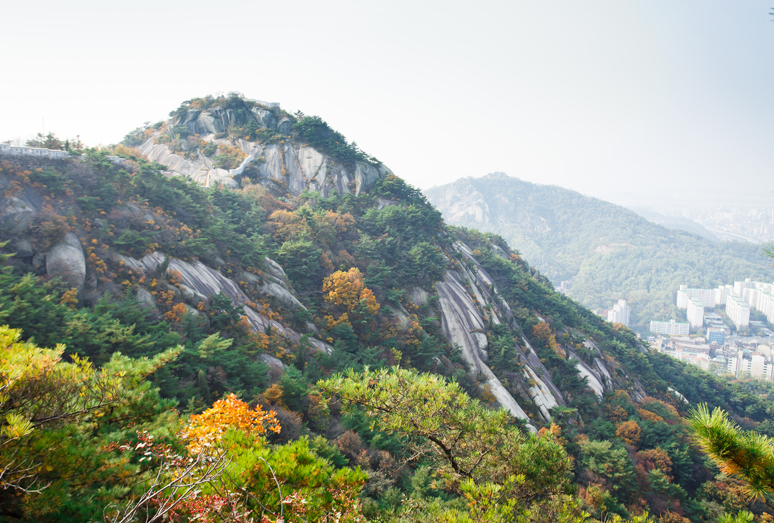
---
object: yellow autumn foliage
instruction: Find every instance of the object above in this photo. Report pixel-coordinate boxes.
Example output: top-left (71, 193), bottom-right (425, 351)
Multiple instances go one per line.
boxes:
top-left (322, 267), bottom-right (379, 316)
top-left (181, 393), bottom-right (280, 454)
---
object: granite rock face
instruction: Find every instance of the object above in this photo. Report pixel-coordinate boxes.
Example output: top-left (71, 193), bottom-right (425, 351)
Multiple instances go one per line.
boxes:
top-left (430, 241), bottom-right (613, 429)
top-left (46, 232), bottom-right (86, 289)
top-left (435, 241), bottom-right (541, 430)
top-left (141, 102), bottom-right (392, 197)
top-left (115, 252), bottom-right (332, 354)
top-left (424, 178), bottom-right (490, 225)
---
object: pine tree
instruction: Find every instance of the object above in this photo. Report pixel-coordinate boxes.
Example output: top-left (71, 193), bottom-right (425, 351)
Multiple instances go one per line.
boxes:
top-left (689, 404), bottom-right (774, 500)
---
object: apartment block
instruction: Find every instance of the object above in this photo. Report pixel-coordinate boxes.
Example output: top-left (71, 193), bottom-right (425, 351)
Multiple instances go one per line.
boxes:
top-left (649, 320), bottom-right (690, 336)
top-left (677, 286), bottom-right (716, 309)
top-left (607, 299), bottom-right (631, 327)
top-left (686, 298), bottom-right (704, 328)
top-left (726, 295), bottom-right (751, 328)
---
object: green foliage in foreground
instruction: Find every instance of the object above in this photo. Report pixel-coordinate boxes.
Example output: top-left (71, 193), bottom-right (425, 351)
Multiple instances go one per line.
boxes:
top-left (689, 404), bottom-right (774, 501)
top-left (319, 367), bottom-right (572, 500)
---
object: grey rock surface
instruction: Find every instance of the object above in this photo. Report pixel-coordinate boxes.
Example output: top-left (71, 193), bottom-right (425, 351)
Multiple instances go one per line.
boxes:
top-left (13, 239), bottom-right (33, 258)
top-left (425, 178), bottom-right (491, 224)
top-left (116, 252), bottom-right (332, 354)
top-left (46, 232), bottom-right (86, 289)
top-left (140, 112), bottom-right (392, 197)
top-left (435, 255), bottom-right (535, 431)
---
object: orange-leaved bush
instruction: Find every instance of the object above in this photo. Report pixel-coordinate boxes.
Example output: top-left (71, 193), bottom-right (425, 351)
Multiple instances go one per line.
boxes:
top-left (180, 394), bottom-right (280, 454)
top-left (322, 267), bottom-right (379, 316)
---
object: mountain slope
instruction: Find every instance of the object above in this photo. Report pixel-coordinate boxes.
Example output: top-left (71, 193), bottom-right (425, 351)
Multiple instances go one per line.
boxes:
top-left (425, 172), bottom-right (774, 329)
top-left (2, 97), bottom-right (774, 520)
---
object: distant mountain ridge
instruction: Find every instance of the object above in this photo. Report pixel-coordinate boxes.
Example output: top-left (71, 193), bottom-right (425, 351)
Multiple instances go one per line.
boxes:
top-left (629, 207), bottom-right (720, 242)
top-left (425, 172), bottom-right (774, 329)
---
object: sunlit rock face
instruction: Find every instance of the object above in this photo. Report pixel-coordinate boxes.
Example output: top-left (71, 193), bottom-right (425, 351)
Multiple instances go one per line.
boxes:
top-left (424, 178), bottom-right (490, 224)
top-left (434, 241), bottom-right (557, 431)
top-left (115, 251), bottom-right (333, 355)
top-left (140, 103), bottom-right (392, 197)
top-left (46, 232), bottom-right (86, 289)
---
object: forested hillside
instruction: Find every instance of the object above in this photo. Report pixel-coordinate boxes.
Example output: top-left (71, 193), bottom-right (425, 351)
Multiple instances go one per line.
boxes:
top-left (2, 95), bottom-right (774, 522)
top-left (425, 173), bottom-right (774, 330)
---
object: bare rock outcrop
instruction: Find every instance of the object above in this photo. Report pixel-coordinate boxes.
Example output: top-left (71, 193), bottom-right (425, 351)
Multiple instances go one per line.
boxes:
top-left (117, 252), bottom-right (332, 354)
top-left (424, 178), bottom-right (491, 224)
top-left (435, 265), bottom-right (535, 431)
top-left (46, 232), bottom-right (86, 289)
top-left (139, 104), bottom-right (392, 198)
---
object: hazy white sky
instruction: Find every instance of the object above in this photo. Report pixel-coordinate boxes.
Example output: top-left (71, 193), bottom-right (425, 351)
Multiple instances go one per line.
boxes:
top-left (2, 1), bottom-right (772, 199)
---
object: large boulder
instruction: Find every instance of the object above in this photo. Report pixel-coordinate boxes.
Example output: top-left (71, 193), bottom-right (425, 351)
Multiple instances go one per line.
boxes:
top-left (46, 232), bottom-right (86, 289)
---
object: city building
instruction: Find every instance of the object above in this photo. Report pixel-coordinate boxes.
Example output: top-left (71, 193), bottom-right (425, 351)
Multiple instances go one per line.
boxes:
top-left (677, 285), bottom-right (716, 309)
top-left (707, 328), bottom-right (725, 345)
top-left (727, 355), bottom-right (740, 375)
top-left (650, 320), bottom-right (690, 336)
top-left (727, 295), bottom-right (751, 328)
top-left (9, 146), bottom-right (31, 156)
top-left (607, 299), bottom-right (631, 327)
top-left (686, 298), bottom-right (704, 328)
top-left (714, 285), bottom-right (733, 306)
top-left (1, 144), bottom-right (68, 160)
top-left (704, 312), bottom-right (727, 329)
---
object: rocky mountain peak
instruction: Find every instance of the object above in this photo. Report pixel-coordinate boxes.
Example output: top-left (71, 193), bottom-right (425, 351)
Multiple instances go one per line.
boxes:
top-left (127, 94), bottom-right (392, 197)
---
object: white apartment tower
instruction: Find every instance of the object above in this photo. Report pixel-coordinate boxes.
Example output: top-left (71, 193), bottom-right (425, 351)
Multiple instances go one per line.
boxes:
top-left (686, 299), bottom-right (704, 328)
top-left (726, 295), bottom-right (751, 328)
top-left (677, 286), bottom-right (716, 309)
top-left (650, 320), bottom-right (690, 336)
top-left (714, 285), bottom-right (733, 306)
top-left (608, 299), bottom-right (631, 327)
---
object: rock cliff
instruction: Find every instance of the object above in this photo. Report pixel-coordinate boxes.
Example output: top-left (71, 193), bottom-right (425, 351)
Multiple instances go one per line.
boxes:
top-left (138, 97), bottom-right (392, 197)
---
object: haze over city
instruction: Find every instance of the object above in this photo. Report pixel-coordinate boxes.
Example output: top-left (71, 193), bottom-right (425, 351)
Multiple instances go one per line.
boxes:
top-left (2, 1), bottom-right (773, 202)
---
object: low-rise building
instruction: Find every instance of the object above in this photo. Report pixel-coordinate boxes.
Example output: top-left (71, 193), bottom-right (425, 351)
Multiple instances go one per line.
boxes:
top-left (650, 320), bottom-right (690, 336)
top-left (9, 146), bottom-right (31, 156)
top-left (1, 144), bottom-right (68, 159)
top-left (707, 328), bottom-right (725, 345)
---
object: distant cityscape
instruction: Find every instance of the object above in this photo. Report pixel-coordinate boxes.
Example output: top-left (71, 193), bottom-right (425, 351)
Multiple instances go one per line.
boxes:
top-left (684, 206), bottom-right (774, 244)
top-left (645, 278), bottom-right (774, 380)
top-left (601, 190), bottom-right (774, 244)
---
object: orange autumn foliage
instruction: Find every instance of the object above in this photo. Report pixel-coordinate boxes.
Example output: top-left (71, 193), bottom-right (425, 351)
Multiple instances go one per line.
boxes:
top-left (636, 447), bottom-right (673, 480)
top-left (532, 322), bottom-right (552, 343)
top-left (322, 268), bottom-right (379, 316)
top-left (269, 209), bottom-right (309, 243)
top-left (180, 394), bottom-right (280, 454)
top-left (616, 420), bottom-right (641, 447)
top-left (164, 302), bottom-right (188, 323)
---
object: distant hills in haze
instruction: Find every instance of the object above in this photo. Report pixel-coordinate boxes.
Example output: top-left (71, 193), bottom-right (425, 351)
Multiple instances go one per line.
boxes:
top-left (425, 173), bottom-right (774, 330)
top-left (629, 207), bottom-right (720, 242)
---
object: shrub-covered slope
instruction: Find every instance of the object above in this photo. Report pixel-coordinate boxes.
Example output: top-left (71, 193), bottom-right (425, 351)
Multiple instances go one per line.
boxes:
top-left (2, 99), bottom-right (774, 521)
